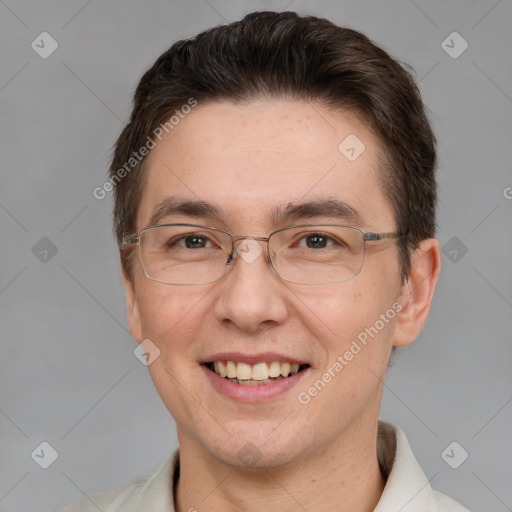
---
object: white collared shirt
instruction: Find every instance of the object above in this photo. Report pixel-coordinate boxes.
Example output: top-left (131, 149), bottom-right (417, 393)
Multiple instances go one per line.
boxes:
top-left (55, 421), bottom-right (470, 511)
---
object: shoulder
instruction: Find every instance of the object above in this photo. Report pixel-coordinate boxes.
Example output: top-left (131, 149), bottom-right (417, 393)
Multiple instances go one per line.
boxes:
top-left (433, 490), bottom-right (471, 512)
top-left (54, 449), bottom-right (179, 512)
top-left (54, 476), bottom-right (150, 511)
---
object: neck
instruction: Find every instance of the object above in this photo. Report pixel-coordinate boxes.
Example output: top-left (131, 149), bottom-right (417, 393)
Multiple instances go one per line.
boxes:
top-left (174, 420), bottom-right (386, 512)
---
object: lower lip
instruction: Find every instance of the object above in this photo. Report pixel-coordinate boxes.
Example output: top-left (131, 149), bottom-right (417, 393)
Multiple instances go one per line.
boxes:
top-left (202, 365), bottom-right (310, 403)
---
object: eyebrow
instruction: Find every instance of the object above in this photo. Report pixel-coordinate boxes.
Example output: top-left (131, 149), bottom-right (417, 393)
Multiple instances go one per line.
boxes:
top-left (148, 197), bottom-right (224, 227)
top-left (147, 196), bottom-right (364, 229)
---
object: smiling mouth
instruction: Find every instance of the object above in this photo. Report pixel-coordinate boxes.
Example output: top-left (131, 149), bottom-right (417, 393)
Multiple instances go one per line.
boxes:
top-left (204, 361), bottom-right (309, 385)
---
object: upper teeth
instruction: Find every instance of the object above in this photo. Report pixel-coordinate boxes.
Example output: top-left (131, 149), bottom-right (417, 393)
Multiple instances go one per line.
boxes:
top-left (213, 361), bottom-right (301, 380)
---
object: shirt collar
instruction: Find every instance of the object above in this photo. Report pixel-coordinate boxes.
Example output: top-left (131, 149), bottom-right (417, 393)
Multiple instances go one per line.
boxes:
top-left (374, 420), bottom-right (438, 511)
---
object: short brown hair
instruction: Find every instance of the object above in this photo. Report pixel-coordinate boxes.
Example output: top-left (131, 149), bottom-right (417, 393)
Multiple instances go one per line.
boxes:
top-left (111, 11), bottom-right (437, 281)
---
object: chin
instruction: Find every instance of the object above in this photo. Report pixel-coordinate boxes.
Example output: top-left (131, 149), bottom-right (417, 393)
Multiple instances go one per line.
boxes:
top-left (196, 424), bottom-right (309, 470)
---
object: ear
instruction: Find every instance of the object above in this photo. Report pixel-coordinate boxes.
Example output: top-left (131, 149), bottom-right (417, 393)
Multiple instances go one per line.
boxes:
top-left (393, 238), bottom-right (441, 348)
top-left (121, 255), bottom-right (143, 343)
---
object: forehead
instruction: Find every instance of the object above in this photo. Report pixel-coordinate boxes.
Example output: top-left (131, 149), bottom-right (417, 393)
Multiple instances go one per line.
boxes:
top-left (137, 99), bottom-right (394, 231)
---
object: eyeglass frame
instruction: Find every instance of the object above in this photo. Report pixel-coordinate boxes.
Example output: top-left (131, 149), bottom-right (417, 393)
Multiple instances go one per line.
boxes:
top-left (122, 223), bottom-right (402, 285)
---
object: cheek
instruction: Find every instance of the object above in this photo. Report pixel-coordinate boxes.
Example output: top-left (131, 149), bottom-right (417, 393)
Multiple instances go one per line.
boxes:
top-left (136, 284), bottom-right (205, 354)
top-left (297, 281), bottom-right (399, 364)
top-left (136, 286), bottom-right (212, 418)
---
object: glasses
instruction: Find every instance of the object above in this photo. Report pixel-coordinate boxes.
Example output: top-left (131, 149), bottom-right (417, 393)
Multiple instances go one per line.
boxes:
top-left (122, 224), bottom-right (400, 285)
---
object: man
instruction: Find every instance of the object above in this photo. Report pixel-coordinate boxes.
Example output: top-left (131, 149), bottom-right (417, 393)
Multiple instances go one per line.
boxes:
top-left (58, 10), bottom-right (470, 512)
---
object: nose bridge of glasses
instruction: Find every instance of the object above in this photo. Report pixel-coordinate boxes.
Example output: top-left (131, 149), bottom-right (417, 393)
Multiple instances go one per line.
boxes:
top-left (232, 235), bottom-right (270, 243)
top-left (225, 235), bottom-right (271, 266)
top-left (230, 235), bottom-right (270, 253)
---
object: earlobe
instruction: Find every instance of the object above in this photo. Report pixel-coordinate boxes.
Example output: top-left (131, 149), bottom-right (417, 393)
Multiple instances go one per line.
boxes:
top-left (121, 263), bottom-right (143, 343)
top-left (393, 238), bottom-right (441, 348)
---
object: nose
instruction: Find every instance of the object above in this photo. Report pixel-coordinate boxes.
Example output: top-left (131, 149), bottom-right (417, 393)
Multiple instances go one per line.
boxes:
top-left (213, 238), bottom-right (288, 334)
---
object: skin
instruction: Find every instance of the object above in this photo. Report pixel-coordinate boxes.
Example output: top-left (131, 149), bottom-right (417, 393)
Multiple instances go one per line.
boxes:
top-left (122, 99), bottom-right (441, 512)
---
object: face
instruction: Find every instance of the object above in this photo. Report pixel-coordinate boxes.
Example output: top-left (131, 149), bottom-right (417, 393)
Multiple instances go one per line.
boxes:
top-left (124, 99), bottom-right (410, 468)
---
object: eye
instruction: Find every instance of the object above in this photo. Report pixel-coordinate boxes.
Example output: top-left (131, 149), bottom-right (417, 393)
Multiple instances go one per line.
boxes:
top-left (298, 232), bottom-right (336, 249)
top-left (170, 233), bottom-right (214, 249)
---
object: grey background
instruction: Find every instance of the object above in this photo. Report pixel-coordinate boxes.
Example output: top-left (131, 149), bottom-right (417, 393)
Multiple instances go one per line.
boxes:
top-left (1, 0), bottom-right (511, 510)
